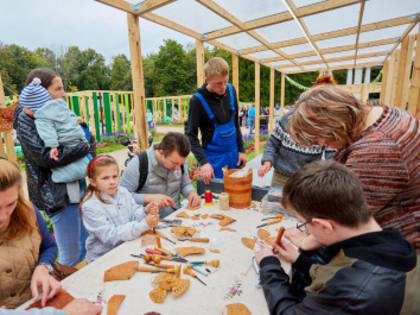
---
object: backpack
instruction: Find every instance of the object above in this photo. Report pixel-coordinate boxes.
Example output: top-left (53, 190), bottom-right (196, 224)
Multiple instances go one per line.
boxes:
top-left (137, 151), bottom-right (185, 191)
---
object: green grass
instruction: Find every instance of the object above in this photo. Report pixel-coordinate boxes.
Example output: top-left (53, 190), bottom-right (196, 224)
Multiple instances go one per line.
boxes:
top-left (246, 144), bottom-right (266, 161)
top-left (96, 144), bottom-right (125, 154)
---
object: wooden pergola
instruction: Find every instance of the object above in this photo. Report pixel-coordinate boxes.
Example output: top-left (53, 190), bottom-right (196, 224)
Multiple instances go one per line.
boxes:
top-left (95, 0), bottom-right (420, 153)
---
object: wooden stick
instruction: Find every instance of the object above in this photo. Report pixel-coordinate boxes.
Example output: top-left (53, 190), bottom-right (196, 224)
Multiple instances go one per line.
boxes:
top-left (275, 227), bottom-right (286, 246)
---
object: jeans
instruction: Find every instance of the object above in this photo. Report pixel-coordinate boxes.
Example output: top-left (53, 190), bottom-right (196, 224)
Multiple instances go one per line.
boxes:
top-left (49, 203), bottom-right (88, 266)
top-left (248, 117), bottom-right (255, 133)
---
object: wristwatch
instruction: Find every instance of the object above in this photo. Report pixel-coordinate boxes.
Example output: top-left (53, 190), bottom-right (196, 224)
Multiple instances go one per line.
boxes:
top-left (38, 262), bottom-right (54, 274)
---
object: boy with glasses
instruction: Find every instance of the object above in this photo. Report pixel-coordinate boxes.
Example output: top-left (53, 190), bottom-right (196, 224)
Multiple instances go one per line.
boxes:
top-left (256, 160), bottom-right (418, 314)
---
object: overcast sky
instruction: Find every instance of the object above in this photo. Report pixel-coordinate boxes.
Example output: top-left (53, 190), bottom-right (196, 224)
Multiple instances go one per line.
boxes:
top-left (2, 0), bottom-right (419, 67)
top-left (0, 0), bottom-right (195, 64)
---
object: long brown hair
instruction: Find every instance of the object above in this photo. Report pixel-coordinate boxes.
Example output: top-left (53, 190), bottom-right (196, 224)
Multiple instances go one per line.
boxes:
top-left (289, 85), bottom-right (368, 147)
top-left (79, 155), bottom-right (119, 213)
top-left (0, 159), bottom-right (37, 240)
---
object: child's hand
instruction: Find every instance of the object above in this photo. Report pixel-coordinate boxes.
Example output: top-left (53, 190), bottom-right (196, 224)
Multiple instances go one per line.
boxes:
top-left (284, 228), bottom-right (322, 251)
top-left (50, 147), bottom-right (59, 161)
top-left (255, 244), bottom-right (277, 264)
top-left (145, 202), bottom-right (159, 215)
top-left (272, 240), bottom-right (300, 264)
top-left (145, 214), bottom-right (159, 228)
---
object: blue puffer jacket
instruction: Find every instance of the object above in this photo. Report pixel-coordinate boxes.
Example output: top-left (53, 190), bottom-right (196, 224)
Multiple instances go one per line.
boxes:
top-left (13, 104), bottom-right (89, 216)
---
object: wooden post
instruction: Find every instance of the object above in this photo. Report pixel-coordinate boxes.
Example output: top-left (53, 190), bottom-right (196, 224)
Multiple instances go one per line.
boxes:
top-left (360, 84), bottom-right (368, 102)
top-left (255, 62), bottom-right (260, 156)
top-left (390, 49), bottom-right (400, 107)
top-left (280, 72), bottom-right (285, 114)
top-left (395, 35), bottom-right (415, 109)
top-left (163, 99), bottom-right (167, 122)
top-left (379, 60), bottom-right (390, 104)
top-left (172, 98), bottom-right (175, 121)
top-left (127, 13), bottom-right (148, 150)
top-left (196, 39), bottom-right (205, 88)
top-left (178, 97), bottom-right (182, 121)
top-left (0, 75), bottom-right (17, 162)
top-left (408, 26), bottom-right (420, 116)
top-left (232, 54), bottom-right (239, 101)
top-left (269, 68), bottom-right (275, 134)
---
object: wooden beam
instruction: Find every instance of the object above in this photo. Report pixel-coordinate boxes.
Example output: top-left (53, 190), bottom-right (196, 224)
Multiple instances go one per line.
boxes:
top-left (280, 72), bottom-right (285, 113)
top-left (232, 54), bottom-right (239, 101)
top-left (360, 83), bottom-right (368, 102)
top-left (269, 68), bottom-right (275, 134)
top-left (243, 14), bottom-right (417, 54)
top-left (0, 74), bottom-right (17, 163)
top-left (353, 0), bottom-right (366, 66)
top-left (263, 38), bottom-right (396, 63)
top-left (390, 49), bottom-right (401, 106)
top-left (196, 39), bottom-right (205, 88)
top-left (408, 25), bottom-right (420, 116)
top-left (288, 61), bottom-right (382, 73)
top-left (133, 0), bottom-right (176, 15)
top-left (283, 0), bottom-right (328, 69)
top-left (95, 0), bottom-right (132, 13)
top-left (277, 51), bottom-right (386, 69)
top-left (395, 35), bottom-right (415, 108)
top-left (196, 0), bottom-right (302, 68)
top-left (127, 13), bottom-right (149, 151)
top-left (255, 62), bottom-right (260, 156)
top-left (261, 38), bottom-right (395, 63)
top-left (379, 59), bottom-right (390, 104)
top-left (204, 0), bottom-right (361, 40)
top-left (385, 18), bottom-right (420, 63)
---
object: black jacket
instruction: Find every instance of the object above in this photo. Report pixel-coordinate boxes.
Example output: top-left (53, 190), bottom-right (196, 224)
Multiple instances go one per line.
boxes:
top-left (259, 228), bottom-right (418, 314)
top-left (13, 105), bottom-right (89, 216)
top-left (186, 83), bottom-right (244, 166)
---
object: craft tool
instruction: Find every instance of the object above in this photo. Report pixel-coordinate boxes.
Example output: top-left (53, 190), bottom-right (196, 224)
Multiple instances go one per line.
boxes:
top-left (190, 265), bottom-right (208, 276)
top-left (261, 214), bottom-right (283, 221)
top-left (155, 230), bottom-right (176, 244)
top-left (189, 259), bottom-right (219, 268)
top-left (184, 265), bottom-right (207, 286)
top-left (256, 218), bottom-right (283, 228)
top-left (178, 237), bottom-right (210, 243)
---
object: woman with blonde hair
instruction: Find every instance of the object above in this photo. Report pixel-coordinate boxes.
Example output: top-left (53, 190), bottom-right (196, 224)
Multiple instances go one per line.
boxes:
top-left (0, 159), bottom-right (60, 309)
top-left (287, 85), bottom-right (420, 252)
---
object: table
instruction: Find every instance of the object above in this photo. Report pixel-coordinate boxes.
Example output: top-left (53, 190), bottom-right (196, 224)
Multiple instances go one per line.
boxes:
top-left (23, 202), bottom-right (297, 314)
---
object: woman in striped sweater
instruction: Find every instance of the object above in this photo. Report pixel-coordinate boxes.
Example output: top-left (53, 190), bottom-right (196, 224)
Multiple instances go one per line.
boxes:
top-left (287, 85), bottom-right (420, 253)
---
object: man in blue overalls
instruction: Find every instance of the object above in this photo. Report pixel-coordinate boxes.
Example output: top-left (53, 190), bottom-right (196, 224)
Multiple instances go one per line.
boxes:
top-left (186, 57), bottom-right (247, 184)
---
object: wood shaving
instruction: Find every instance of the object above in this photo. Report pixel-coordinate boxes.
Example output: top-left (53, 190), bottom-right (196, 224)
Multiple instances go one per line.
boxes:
top-left (149, 287), bottom-right (167, 303)
top-left (219, 216), bottom-right (236, 226)
top-left (241, 237), bottom-right (256, 250)
top-left (171, 278), bottom-right (190, 298)
top-left (107, 295), bottom-right (125, 315)
top-left (220, 227), bottom-right (236, 232)
top-left (210, 248), bottom-right (220, 253)
top-left (226, 303), bottom-right (251, 315)
top-left (257, 228), bottom-right (271, 240)
top-left (104, 261), bottom-right (138, 282)
top-left (175, 246), bottom-right (205, 257)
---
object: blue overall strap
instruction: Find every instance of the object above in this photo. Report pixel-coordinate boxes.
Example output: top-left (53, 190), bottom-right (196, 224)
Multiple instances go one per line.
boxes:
top-left (227, 83), bottom-right (236, 112)
top-left (194, 92), bottom-right (216, 123)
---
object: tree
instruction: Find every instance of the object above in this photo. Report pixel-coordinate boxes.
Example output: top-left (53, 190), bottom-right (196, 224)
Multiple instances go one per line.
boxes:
top-left (110, 54), bottom-right (132, 91)
top-left (0, 43), bottom-right (48, 94)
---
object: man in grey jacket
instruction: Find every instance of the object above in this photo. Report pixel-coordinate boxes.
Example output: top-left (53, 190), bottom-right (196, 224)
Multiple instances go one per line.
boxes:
top-left (121, 132), bottom-right (201, 218)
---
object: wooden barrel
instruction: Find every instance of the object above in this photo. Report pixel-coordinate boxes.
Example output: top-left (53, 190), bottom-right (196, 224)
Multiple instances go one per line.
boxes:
top-left (223, 169), bottom-right (252, 209)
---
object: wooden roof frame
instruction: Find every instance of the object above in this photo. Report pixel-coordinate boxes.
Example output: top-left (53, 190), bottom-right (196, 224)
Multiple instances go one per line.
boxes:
top-left (96, 0), bottom-right (419, 74)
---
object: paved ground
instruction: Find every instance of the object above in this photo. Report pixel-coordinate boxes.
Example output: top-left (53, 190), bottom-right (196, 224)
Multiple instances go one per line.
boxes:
top-left (20, 124), bottom-right (271, 199)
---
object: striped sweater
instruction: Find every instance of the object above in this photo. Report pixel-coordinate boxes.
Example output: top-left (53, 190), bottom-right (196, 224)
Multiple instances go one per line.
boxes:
top-left (335, 105), bottom-right (420, 253)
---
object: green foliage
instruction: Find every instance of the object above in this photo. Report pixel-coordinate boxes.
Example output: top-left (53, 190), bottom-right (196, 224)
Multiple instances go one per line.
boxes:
top-left (100, 136), bottom-right (119, 143)
top-left (96, 144), bottom-right (125, 154)
top-left (110, 54), bottom-right (132, 90)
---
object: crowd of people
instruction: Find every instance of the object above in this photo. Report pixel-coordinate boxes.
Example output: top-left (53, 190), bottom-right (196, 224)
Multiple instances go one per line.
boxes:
top-left (1, 57), bottom-right (419, 314)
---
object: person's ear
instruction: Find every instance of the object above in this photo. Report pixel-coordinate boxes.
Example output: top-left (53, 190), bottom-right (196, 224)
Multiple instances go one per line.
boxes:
top-left (312, 218), bottom-right (335, 234)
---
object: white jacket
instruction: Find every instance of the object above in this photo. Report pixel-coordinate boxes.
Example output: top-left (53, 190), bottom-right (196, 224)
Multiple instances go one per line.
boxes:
top-left (81, 186), bottom-right (149, 263)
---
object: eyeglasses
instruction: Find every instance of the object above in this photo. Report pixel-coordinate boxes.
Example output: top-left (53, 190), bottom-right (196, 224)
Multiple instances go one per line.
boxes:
top-left (296, 219), bottom-right (312, 233)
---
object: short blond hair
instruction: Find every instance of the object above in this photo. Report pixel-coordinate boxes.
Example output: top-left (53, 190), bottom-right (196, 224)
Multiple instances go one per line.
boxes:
top-left (288, 85), bottom-right (368, 147)
top-left (204, 57), bottom-right (229, 80)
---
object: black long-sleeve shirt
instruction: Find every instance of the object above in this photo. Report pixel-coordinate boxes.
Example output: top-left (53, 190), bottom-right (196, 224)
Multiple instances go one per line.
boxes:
top-left (186, 83), bottom-right (244, 166)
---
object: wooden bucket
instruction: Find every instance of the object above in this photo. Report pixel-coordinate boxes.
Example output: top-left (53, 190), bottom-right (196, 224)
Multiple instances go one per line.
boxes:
top-left (223, 169), bottom-right (252, 209)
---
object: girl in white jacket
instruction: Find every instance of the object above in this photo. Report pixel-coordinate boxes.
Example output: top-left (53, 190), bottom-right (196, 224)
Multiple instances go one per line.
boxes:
top-left (80, 155), bottom-right (159, 263)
